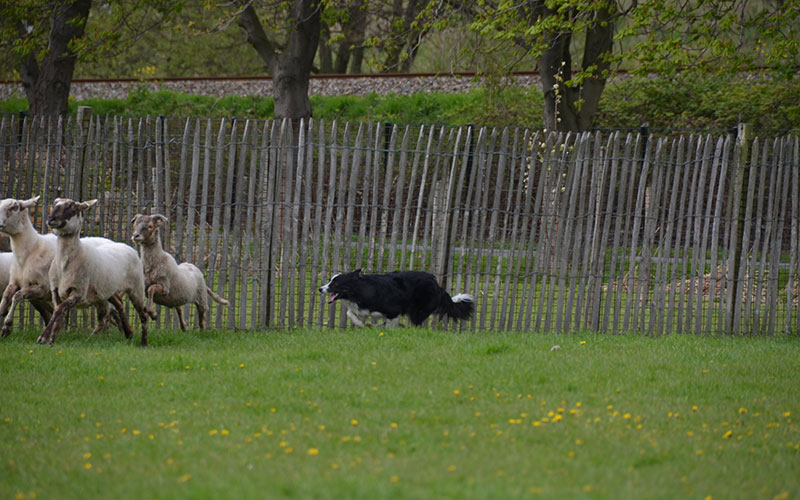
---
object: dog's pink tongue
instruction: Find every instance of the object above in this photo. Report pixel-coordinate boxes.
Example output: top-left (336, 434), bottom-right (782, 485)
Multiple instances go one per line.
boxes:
top-left (327, 293), bottom-right (338, 303)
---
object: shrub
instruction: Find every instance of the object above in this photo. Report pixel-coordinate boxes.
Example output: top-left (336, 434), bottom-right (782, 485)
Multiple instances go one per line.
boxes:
top-left (2, 73), bottom-right (798, 131)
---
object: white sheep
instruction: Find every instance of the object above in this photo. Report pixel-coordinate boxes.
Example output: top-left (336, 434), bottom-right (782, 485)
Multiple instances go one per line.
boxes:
top-left (40, 198), bottom-right (152, 346)
top-left (0, 197), bottom-right (123, 339)
top-left (0, 252), bottom-right (12, 297)
top-left (131, 213), bottom-right (229, 330)
top-left (0, 197), bottom-right (59, 336)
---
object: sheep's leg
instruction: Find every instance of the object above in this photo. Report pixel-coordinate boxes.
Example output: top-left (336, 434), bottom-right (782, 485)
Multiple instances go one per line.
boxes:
top-left (91, 302), bottom-right (123, 337)
top-left (2, 284), bottom-right (49, 338)
top-left (145, 284), bottom-right (163, 320)
top-left (30, 299), bottom-right (53, 326)
top-left (90, 304), bottom-right (110, 337)
top-left (108, 295), bottom-right (133, 339)
top-left (0, 283), bottom-right (20, 337)
top-left (126, 294), bottom-right (149, 347)
top-left (135, 304), bottom-right (149, 347)
top-left (176, 307), bottom-right (188, 331)
top-left (196, 304), bottom-right (207, 330)
top-left (38, 292), bottom-right (82, 345)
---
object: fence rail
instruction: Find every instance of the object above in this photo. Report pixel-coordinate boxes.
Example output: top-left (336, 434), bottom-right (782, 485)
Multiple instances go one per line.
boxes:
top-left (1, 112), bottom-right (798, 335)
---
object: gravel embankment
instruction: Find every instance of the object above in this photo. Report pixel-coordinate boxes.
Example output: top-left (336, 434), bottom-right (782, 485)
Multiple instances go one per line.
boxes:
top-left (0, 74), bottom-right (540, 101)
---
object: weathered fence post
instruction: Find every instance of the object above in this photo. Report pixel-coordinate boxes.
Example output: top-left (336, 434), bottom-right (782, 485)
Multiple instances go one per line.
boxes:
top-left (75, 106), bottom-right (93, 201)
top-left (728, 123), bottom-right (752, 333)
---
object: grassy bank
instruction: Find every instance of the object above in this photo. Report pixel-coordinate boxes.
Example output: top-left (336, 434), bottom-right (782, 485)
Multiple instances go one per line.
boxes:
top-left (2, 73), bottom-right (799, 130)
top-left (1, 328), bottom-right (798, 499)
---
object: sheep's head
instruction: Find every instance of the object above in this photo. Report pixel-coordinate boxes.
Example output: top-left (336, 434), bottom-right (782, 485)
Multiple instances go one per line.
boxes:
top-left (47, 198), bottom-right (97, 236)
top-left (0, 196), bottom-right (40, 236)
top-left (131, 214), bottom-right (167, 246)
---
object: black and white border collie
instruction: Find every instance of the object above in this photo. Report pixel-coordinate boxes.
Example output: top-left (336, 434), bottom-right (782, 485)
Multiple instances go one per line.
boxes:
top-left (319, 269), bottom-right (475, 327)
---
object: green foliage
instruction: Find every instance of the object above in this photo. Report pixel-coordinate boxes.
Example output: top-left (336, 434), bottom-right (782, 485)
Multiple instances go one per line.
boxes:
top-left (598, 73), bottom-right (800, 131)
top-left (1, 329), bottom-right (799, 499)
top-left (619, 0), bottom-right (800, 76)
top-left (0, 0), bottom-right (187, 80)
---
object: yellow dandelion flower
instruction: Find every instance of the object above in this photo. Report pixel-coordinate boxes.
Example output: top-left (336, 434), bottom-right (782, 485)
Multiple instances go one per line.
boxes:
top-left (177, 474), bottom-right (191, 483)
top-left (580, 340), bottom-right (586, 345)
top-left (209, 429), bottom-right (218, 436)
top-left (692, 405), bottom-right (698, 411)
top-left (722, 430), bottom-right (733, 439)
top-left (132, 430), bottom-right (141, 436)
top-left (453, 390), bottom-right (460, 395)
top-left (390, 475), bottom-right (399, 483)
top-left (391, 422), bottom-right (398, 429)
top-left (84, 463), bottom-right (92, 470)
top-left (447, 465), bottom-right (456, 472)
top-left (221, 429), bottom-right (230, 436)
top-left (307, 448), bottom-right (319, 456)
top-left (83, 452), bottom-right (92, 459)
top-left (739, 407), bottom-right (748, 414)
top-left (284, 447), bottom-right (293, 454)
top-left (351, 419), bottom-right (359, 426)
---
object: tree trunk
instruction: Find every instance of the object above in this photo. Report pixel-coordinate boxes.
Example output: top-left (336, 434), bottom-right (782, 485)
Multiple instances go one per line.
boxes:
top-left (538, 1), bottom-right (616, 132)
top-left (19, 0), bottom-right (92, 117)
top-left (237, 0), bottom-right (321, 121)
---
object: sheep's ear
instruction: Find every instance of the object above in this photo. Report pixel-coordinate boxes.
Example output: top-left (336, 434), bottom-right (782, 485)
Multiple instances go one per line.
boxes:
top-left (131, 214), bottom-right (143, 224)
top-left (20, 196), bottom-right (40, 209)
top-left (80, 199), bottom-right (98, 211)
top-left (53, 197), bottom-right (67, 205)
top-left (152, 214), bottom-right (168, 225)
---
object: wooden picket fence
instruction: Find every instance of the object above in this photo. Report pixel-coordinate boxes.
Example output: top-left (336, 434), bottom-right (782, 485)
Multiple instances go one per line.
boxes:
top-left (1, 111), bottom-right (798, 335)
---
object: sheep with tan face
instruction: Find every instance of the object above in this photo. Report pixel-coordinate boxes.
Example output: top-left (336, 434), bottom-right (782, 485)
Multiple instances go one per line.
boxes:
top-left (41, 198), bottom-right (151, 346)
top-left (131, 213), bottom-right (228, 331)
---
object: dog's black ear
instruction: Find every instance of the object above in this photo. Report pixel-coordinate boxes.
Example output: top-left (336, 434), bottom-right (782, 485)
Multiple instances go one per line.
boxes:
top-left (353, 268), bottom-right (362, 275)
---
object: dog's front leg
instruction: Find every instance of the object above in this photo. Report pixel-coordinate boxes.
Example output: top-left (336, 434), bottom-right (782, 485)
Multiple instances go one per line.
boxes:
top-left (346, 309), bottom-right (365, 327)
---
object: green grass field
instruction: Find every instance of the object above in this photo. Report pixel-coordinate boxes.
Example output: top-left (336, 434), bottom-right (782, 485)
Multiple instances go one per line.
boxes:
top-left (1, 327), bottom-right (798, 499)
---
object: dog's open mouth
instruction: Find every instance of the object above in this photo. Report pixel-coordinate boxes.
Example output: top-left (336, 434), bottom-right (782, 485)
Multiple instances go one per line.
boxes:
top-left (327, 293), bottom-right (339, 303)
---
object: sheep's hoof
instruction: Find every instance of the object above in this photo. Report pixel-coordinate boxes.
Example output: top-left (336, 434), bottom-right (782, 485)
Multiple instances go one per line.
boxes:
top-left (0, 327), bottom-right (10, 338)
top-left (35, 335), bottom-right (47, 345)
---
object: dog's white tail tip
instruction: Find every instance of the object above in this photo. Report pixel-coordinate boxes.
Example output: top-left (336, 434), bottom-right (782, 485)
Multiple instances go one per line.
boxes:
top-left (452, 293), bottom-right (474, 303)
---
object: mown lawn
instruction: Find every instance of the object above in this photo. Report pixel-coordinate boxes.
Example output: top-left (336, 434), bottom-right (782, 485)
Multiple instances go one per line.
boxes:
top-left (0, 327), bottom-right (798, 499)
